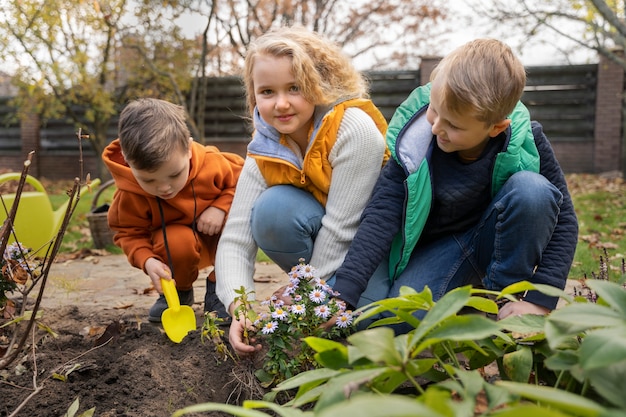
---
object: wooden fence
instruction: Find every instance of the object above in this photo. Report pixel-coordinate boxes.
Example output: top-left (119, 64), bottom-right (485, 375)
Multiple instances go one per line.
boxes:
top-left (0, 55), bottom-right (622, 179)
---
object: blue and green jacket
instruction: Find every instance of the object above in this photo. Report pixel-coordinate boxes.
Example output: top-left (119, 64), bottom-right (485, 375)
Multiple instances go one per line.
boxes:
top-left (333, 84), bottom-right (578, 310)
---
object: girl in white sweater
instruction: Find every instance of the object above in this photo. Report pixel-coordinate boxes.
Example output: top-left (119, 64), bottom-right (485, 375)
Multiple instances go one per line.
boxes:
top-left (215, 25), bottom-right (388, 355)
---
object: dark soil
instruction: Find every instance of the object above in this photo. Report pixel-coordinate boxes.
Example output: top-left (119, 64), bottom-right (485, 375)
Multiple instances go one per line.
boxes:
top-left (0, 305), bottom-right (266, 417)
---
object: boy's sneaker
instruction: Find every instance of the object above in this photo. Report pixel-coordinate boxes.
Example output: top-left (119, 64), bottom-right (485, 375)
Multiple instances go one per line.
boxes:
top-left (204, 278), bottom-right (230, 325)
top-left (148, 288), bottom-right (194, 323)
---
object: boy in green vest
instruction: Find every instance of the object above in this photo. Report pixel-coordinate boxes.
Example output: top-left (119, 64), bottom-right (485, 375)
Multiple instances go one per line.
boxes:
top-left (332, 39), bottom-right (579, 332)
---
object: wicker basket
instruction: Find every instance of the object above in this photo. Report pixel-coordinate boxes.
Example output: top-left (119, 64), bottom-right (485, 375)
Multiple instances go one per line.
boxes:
top-left (87, 179), bottom-right (116, 249)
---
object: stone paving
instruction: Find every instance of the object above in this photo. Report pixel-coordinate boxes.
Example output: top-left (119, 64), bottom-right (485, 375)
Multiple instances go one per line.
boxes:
top-left (42, 253), bottom-right (288, 315)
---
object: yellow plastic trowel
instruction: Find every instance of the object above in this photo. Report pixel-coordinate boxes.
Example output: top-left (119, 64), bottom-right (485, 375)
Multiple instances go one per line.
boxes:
top-left (160, 278), bottom-right (196, 343)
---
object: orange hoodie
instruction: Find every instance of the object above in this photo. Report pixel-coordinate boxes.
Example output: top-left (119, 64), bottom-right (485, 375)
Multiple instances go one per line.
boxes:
top-left (102, 139), bottom-right (244, 271)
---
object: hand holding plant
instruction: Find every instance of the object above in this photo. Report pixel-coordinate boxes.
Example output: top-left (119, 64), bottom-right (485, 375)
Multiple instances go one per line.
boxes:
top-left (251, 259), bottom-right (355, 386)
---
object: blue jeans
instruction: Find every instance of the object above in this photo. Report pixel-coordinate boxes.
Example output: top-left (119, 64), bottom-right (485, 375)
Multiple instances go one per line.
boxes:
top-left (376, 171), bottom-right (563, 333)
top-left (251, 185), bottom-right (392, 310)
top-left (251, 185), bottom-right (325, 273)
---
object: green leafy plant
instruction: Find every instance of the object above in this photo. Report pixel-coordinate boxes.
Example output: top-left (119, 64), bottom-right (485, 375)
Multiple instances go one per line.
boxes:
top-left (200, 312), bottom-right (235, 363)
top-left (175, 252), bottom-right (626, 417)
top-left (249, 260), bottom-right (355, 387)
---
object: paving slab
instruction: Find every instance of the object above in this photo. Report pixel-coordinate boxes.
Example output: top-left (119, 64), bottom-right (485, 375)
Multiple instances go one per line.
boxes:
top-left (42, 254), bottom-right (288, 314)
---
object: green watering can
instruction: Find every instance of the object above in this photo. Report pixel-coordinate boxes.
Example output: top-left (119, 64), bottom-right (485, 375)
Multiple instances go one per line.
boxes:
top-left (0, 173), bottom-right (100, 251)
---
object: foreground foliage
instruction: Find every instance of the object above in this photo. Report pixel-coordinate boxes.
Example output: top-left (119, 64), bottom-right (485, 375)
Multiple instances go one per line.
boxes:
top-left (175, 255), bottom-right (626, 417)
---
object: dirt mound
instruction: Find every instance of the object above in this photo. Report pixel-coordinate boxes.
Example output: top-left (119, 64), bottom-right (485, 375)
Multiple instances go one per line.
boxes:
top-left (0, 305), bottom-right (265, 417)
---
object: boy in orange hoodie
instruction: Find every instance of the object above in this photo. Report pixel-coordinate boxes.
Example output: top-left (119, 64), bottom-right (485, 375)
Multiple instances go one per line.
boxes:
top-left (102, 98), bottom-right (244, 323)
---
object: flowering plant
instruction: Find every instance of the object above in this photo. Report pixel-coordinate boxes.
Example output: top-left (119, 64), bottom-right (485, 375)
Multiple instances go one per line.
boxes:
top-left (251, 259), bottom-right (355, 386)
top-left (1, 242), bottom-right (32, 308)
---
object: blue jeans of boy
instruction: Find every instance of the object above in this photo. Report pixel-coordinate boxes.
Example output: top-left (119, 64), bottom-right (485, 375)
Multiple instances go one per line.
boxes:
top-left (374, 170), bottom-right (563, 333)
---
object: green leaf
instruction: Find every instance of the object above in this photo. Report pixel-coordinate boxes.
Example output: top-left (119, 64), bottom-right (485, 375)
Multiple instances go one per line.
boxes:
top-left (546, 303), bottom-right (625, 348)
top-left (274, 368), bottom-right (340, 392)
top-left (585, 360), bottom-right (626, 408)
top-left (172, 402), bottom-right (273, 417)
top-left (304, 337), bottom-right (349, 368)
top-left (77, 409), bottom-right (96, 417)
top-left (488, 405), bottom-right (572, 417)
top-left (543, 350), bottom-right (579, 371)
top-left (316, 394), bottom-right (444, 417)
top-left (496, 381), bottom-right (607, 417)
top-left (585, 280), bottom-right (626, 316)
top-left (315, 349), bottom-right (351, 370)
top-left (314, 368), bottom-right (390, 411)
top-left (304, 337), bottom-right (346, 353)
top-left (243, 401), bottom-right (310, 416)
top-left (410, 286), bottom-right (472, 345)
top-left (425, 315), bottom-right (501, 342)
top-left (63, 397), bottom-right (80, 417)
top-left (347, 327), bottom-right (404, 366)
top-left (498, 313), bottom-right (546, 334)
top-left (499, 281), bottom-right (538, 296)
top-left (502, 346), bottom-right (533, 382)
top-left (464, 295), bottom-right (498, 314)
top-left (579, 327), bottom-right (626, 370)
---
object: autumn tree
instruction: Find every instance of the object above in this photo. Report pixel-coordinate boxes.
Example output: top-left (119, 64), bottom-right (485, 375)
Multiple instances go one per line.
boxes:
top-left (195, 0), bottom-right (448, 74)
top-left (0, 0), bottom-right (448, 180)
top-left (0, 0), bottom-right (201, 179)
top-left (474, 0), bottom-right (626, 69)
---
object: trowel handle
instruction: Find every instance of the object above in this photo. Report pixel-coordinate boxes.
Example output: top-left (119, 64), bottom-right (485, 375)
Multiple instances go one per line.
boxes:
top-left (160, 278), bottom-right (181, 312)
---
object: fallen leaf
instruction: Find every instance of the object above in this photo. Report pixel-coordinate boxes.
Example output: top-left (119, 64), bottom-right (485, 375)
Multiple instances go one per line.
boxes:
top-left (94, 321), bottom-right (124, 347)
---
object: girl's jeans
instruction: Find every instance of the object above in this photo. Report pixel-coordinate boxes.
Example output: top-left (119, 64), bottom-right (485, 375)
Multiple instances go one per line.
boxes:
top-left (374, 170), bottom-right (563, 333)
top-left (251, 185), bottom-right (325, 273)
top-left (250, 184), bottom-right (372, 306)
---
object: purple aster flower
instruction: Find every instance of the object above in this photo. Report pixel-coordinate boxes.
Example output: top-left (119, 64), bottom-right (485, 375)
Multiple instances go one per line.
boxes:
top-left (301, 264), bottom-right (317, 279)
top-left (291, 304), bottom-right (306, 315)
top-left (261, 321), bottom-right (278, 334)
top-left (314, 305), bottom-right (331, 319)
top-left (271, 307), bottom-right (288, 320)
top-left (309, 288), bottom-right (327, 303)
top-left (336, 312), bottom-right (353, 328)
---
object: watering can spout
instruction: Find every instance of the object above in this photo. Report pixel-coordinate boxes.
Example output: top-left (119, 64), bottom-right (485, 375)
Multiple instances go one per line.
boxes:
top-left (0, 173), bottom-right (101, 251)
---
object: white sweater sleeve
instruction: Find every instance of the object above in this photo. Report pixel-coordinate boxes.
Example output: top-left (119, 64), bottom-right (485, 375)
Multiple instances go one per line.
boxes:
top-left (215, 157), bottom-right (267, 308)
top-left (309, 107), bottom-right (387, 281)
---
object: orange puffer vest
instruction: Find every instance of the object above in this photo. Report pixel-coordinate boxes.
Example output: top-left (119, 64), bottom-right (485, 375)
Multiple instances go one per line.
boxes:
top-left (249, 98), bottom-right (389, 206)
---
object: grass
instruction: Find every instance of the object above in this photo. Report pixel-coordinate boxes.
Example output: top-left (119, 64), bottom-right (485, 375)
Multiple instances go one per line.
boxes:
top-left (569, 184), bottom-right (626, 281)
top-left (46, 174), bottom-right (625, 279)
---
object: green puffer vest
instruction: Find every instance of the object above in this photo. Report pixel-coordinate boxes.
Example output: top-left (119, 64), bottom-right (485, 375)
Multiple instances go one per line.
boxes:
top-left (386, 83), bottom-right (540, 280)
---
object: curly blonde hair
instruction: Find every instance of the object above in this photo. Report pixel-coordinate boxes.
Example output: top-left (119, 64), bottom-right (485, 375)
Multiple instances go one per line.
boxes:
top-left (242, 25), bottom-right (368, 116)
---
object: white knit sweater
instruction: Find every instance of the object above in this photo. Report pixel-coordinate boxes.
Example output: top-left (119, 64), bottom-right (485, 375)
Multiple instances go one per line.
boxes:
top-left (215, 107), bottom-right (387, 309)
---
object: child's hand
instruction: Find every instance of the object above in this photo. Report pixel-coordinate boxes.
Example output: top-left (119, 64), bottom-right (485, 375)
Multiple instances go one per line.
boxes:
top-left (197, 206), bottom-right (226, 235)
top-left (228, 302), bottom-right (262, 356)
top-left (144, 257), bottom-right (172, 292)
top-left (497, 299), bottom-right (549, 320)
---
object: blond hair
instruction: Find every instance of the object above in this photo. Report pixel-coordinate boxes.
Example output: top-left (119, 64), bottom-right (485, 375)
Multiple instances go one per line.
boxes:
top-left (118, 98), bottom-right (190, 171)
top-left (430, 39), bottom-right (526, 125)
top-left (242, 25), bottom-right (368, 116)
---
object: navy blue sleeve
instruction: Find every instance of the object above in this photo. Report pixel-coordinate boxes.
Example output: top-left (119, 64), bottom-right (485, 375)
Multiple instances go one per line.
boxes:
top-left (524, 121), bottom-right (579, 309)
top-left (333, 158), bottom-right (407, 307)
